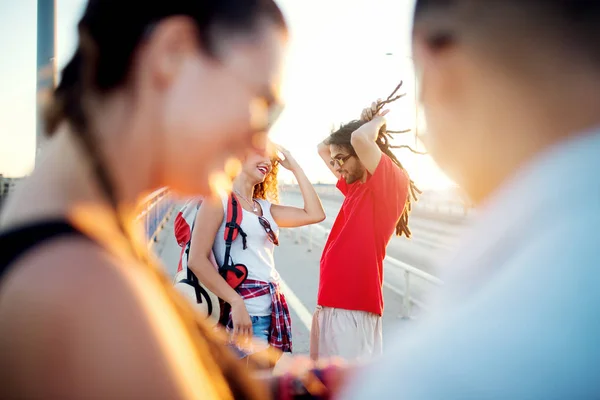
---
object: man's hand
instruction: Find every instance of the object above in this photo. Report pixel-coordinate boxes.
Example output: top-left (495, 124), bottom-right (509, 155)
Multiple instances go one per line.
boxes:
top-left (354, 109), bottom-right (389, 143)
top-left (361, 99), bottom-right (381, 122)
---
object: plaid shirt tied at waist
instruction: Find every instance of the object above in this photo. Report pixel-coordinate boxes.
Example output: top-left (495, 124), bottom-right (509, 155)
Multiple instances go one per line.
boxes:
top-left (226, 279), bottom-right (293, 353)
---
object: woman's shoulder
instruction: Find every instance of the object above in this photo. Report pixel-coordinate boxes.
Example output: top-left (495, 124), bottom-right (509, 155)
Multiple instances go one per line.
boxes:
top-left (255, 198), bottom-right (274, 208)
top-left (0, 236), bottom-right (166, 336)
top-left (1, 237), bottom-right (134, 307)
top-left (0, 237), bottom-right (222, 398)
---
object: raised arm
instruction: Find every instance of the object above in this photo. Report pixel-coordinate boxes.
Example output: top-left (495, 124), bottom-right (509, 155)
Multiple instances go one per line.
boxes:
top-left (350, 104), bottom-right (389, 175)
top-left (271, 146), bottom-right (326, 228)
top-left (318, 140), bottom-right (342, 180)
top-left (187, 197), bottom-right (252, 338)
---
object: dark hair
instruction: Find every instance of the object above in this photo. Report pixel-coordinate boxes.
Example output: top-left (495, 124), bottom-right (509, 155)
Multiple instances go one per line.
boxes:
top-left (413, 0), bottom-right (600, 63)
top-left (415, 0), bottom-right (600, 20)
top-left (46, 0), bottom-right (286, 135)
top-left (326, 82), bottom-right (423, 238)
top-left (44, 1), bottom-right (287, 399)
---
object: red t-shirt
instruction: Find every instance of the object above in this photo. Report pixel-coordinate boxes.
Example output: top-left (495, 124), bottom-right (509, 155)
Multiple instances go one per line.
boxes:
top-left (317, 154), bottom-right (409, 316)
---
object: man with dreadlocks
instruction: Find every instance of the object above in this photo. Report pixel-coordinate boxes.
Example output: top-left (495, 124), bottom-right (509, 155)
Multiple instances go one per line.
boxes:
top-left (310, 94), bottom-right (418, 362)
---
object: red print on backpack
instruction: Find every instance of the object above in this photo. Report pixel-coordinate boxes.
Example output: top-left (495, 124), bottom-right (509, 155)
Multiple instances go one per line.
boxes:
top-left (221, 263), bottom-right (249, 290)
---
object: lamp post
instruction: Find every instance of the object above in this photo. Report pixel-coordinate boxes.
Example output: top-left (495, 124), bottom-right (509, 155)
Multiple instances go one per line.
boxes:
top-left (36, 0), bottom-right (57, 166)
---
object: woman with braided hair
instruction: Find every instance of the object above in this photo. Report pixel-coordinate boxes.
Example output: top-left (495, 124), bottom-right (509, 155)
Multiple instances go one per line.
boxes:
top-left (311, 84), bottom-right (419, 362)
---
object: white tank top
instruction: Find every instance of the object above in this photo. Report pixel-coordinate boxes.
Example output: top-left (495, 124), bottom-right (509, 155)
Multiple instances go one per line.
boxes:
top-left (212, 197), bottom-right (280, 316)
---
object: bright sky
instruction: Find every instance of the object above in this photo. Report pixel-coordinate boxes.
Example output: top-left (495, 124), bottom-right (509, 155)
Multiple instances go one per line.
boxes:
top-left (0, 0), bottom-right (454, 189)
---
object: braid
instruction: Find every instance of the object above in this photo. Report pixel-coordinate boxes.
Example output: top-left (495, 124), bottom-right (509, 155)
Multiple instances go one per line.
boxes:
top-left (45, 31), bottom-right (266, 400)
top-left (328, 81), bottom-right (424, 238)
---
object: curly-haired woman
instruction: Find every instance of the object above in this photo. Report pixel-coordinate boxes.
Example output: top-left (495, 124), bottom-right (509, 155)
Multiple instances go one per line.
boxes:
top-left (188, 144), bottom-right (325, 358)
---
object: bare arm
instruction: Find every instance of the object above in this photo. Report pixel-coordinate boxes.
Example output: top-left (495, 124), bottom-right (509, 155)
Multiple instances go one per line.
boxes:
top-left (187, 197), bottom-right (252, 337)
top-left (271, 147), bottom-right (326, 228)
top-left (317, 140), bottom-right (341, 180)
top-left (187, 198), bottom-right (238, 305)
top-left (318, 101), bottom-right (389, 178)
top-left (0, 240), bottom-right (228, 399)
top-left (350, 113), bottom-right (388, 175)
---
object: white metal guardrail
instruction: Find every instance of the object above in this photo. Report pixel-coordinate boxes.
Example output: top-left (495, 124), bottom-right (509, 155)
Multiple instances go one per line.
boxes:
top-left (137, 188), bottom-right (174, 247)
top-left (281, 184), bottom-right (473, 218)
top-left (144, 187), bottom-right (445, 318)
top-left (285, 223), bottom-right (444, 318)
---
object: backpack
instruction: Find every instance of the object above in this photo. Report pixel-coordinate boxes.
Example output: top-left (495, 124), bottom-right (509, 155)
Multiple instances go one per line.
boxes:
top-left (173, 194), bottom-right (248, 326)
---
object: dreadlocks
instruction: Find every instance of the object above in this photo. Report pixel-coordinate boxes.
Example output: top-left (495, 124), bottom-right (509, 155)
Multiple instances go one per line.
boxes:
top-left (326, 81), bottom-right (423, 238)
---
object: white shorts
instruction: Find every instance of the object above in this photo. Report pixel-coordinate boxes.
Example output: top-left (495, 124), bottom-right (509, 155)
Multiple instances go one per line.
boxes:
top-left (309, 305), bottom-right (382, 362)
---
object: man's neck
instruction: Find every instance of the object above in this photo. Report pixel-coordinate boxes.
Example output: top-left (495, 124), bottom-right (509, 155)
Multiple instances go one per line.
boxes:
top-left (359, 168), bottom-right (369, 184)
top-left (469, 68), bottom-right (600, 205)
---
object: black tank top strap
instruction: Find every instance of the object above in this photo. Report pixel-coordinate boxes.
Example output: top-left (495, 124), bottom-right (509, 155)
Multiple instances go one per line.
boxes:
top-left (0, 220), bottom-right (89, 282)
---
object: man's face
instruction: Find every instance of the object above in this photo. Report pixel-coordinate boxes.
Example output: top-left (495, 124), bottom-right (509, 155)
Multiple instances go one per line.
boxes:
top-left (411, 30), bottom-right (522, 202)
top-left (329, 145), bottom-right (366, 184)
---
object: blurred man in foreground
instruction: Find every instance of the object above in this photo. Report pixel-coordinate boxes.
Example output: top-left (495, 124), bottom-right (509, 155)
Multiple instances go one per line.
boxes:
top-left (344, 1), bottom-right (600, 398)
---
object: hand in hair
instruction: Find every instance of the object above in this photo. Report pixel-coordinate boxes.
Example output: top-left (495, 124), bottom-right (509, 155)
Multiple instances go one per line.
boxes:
top-left (274, 144), bottom-right (299, 171)
top-left (361, 99), bottom-right (383, 122)
top-left (359, 82), bottom-right (423, 237)
top-left (323, 81), bottom-right (423, 237)
top-left (352, 108), bottom-right (390, 145)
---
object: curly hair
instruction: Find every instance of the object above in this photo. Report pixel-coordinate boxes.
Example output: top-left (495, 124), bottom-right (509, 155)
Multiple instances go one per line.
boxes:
top-left (252, 159), bottom-right (280, 204)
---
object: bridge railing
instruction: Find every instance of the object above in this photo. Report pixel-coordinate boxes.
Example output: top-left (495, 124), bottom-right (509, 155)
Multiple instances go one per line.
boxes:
top-left (281, 184), bottom-right (472, 219)
top-left (287, 223), bottom-right (444, 318)
top-left (137, 188), bottom-right (174, 247)
top-left (140, 186), bottom-right (447, 317)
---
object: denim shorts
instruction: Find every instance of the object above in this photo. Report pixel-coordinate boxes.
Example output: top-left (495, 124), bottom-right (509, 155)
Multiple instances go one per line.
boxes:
top-left (251, 315), bottom-right (271, 342)
top-left (229, 315), bottom-right (271, 358)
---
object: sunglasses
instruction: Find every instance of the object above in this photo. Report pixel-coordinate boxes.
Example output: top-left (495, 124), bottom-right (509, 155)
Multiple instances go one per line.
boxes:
top-left (329, 154), bottom-right (354, 168)
top-left (258, 215), bottom-right (279, 246)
